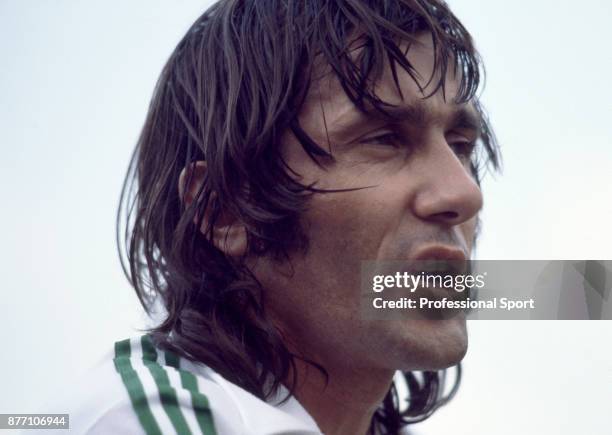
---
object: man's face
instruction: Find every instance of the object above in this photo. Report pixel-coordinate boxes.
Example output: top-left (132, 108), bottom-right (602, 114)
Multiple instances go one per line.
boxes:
top-left (250, 33), bottom-right (483, 372)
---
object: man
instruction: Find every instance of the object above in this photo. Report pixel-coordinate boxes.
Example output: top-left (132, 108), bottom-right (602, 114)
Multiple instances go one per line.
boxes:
top-left (57, 0), bottom-right (499, 434)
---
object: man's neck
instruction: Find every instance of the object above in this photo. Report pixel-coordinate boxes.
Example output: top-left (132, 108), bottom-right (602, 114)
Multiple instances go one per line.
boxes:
top-left (290, 359), bottom-right (395, 435)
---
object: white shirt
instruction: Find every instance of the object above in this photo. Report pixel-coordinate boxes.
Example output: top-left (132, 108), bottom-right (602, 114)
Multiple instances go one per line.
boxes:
top-left (34, 335), bottom-right (323, 435)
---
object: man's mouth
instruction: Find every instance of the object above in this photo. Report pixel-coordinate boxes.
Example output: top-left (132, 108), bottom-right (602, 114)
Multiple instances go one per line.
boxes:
top-left (411, 244), bottom-right (468, 262)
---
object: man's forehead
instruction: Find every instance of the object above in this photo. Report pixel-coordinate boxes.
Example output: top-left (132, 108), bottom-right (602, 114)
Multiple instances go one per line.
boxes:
top-left (301, 33), bottom-right (477, 134)
top-left (310, 32), bottom-right (449, 98)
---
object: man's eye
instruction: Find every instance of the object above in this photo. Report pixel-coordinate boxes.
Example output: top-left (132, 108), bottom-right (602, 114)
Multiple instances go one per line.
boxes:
top-left (361, 132), bottom-right (401, 147)
top-left (450, 141), bottom-right (476, 160)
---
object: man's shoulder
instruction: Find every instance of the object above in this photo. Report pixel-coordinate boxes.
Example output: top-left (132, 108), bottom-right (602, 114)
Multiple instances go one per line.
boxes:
top-left (48, 335), bottom-right (242, 434)
top-left (51, 335), bottom-right (321, 435)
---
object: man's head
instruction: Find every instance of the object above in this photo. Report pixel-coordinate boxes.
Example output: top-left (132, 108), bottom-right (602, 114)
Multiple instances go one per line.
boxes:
top-left (119, 0), bottom-right (499, 430)
top-left (251, 31), bottom-right (486, 376)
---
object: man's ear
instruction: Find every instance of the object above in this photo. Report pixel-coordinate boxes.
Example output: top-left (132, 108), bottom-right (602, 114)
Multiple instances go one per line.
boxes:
top-left (178, 161), bottom-right (247, 257)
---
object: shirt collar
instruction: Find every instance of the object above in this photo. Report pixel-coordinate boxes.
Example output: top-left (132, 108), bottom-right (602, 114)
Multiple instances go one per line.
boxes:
top-left (206, 368), bottom-right (323, 434)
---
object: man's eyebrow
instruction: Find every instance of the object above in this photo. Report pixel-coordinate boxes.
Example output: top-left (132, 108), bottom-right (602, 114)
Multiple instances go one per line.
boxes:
top-left (328, 102), bottom-right (482, 139)
top-left (448, 106), bottom-right (481, 133)
top-left (328, 103), bottom-right (427, 138)
top-left (372, 103), bottom-right (428, 125)
top-left (376, 103), bottom-right (481, 132)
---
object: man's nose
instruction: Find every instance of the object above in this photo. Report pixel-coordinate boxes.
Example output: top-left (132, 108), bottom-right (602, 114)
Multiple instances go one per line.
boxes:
top-left (411, 138), bottom-right (483, 226)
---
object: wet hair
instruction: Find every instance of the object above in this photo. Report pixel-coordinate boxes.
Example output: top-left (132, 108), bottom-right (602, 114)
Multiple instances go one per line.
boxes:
top-left (118, 0), bottom-right (500, 433)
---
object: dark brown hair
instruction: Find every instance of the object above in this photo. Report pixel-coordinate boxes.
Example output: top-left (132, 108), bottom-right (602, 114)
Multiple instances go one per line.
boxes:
top-left (118, 1), bottom-right (500, 433)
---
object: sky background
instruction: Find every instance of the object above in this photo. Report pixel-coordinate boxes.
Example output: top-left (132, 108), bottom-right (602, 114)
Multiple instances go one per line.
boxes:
top-left (1, 1), bottom-right (611, 434)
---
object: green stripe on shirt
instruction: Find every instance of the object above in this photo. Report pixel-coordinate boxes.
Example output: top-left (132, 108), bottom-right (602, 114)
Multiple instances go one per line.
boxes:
top-left (113, 339), bottom-right (163, 435)
top-left (141, 335), bottom-right (193, 435)
top-left (165, 350), bottom-right (218, 435)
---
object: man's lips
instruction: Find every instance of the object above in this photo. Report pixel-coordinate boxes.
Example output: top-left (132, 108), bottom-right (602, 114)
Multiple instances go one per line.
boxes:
top-left (411, 244), bottom-right (467, 262)
top-left (408, 244), bottom-right (469, 276)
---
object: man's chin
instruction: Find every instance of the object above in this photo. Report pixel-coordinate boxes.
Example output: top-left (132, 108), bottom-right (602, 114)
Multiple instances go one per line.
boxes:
top-left (395, 317), bottom-right (468, 371)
